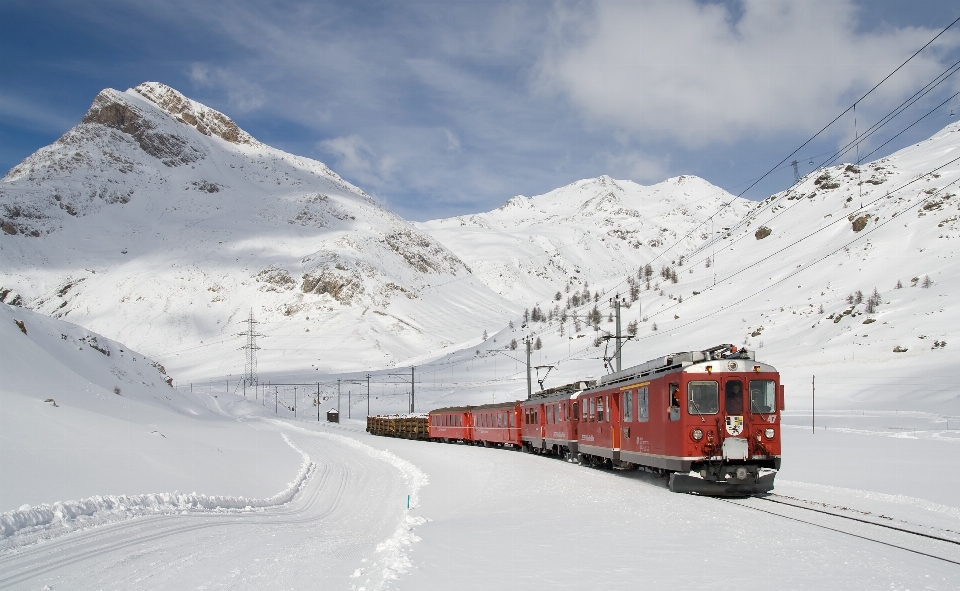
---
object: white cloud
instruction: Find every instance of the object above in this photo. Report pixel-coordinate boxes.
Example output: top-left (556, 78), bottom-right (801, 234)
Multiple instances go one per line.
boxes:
top-left (599, 150), bottom-right (670, 183)
top-left (318, 134), bottom-right (399, 188)
top-left (188, 63), bottom-right (265, 113)
top-left (538, 0), bottom-right (956, 146)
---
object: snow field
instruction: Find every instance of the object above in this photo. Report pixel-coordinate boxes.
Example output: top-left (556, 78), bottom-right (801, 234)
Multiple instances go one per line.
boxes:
top-left (334, 418), bottom-right (959, 590)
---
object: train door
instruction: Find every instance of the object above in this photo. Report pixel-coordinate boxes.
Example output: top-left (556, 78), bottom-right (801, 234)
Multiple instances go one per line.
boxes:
top-left (648, 380), bottom-right (666, 453)
top-left (610, 392), bottom-right (622, 450)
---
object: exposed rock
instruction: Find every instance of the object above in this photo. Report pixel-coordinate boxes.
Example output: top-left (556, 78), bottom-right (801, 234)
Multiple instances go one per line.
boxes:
top-left (383, 229), bottom-right (464, 274)
top-left (82, 89), bottom-right (201, 167)
top-left (134, 82), bottom-right (255, 146)
top-left (301, 269), bottom-right (361, 303)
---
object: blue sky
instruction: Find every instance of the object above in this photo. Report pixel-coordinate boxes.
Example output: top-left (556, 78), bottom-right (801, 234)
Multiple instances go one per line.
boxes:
top-left (2, 0), bottom-right (959, 221)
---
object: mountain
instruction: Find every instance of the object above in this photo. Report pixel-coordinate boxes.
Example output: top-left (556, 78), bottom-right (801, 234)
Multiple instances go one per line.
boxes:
top-left (0, 83), bottom-right (514, 379)
top-left (416, 174), bottom-right (752, 305)
top-left (397, 121), bottom-right (960, 413)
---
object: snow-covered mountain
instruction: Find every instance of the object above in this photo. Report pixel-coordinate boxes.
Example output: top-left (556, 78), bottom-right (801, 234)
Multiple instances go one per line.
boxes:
top-left (0, 83), bottom-right (515, 379)
top-left (417, 174), bottom-right (752, 305)
top-left (391, 121), bottom-right (960, 414)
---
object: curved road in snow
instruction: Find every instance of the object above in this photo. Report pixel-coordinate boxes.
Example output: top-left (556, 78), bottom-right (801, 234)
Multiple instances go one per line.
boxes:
top-left (0, 423), bottom-right (417, 590)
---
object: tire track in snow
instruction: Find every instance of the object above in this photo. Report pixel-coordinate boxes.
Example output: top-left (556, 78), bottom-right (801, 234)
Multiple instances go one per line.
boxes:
top-left (267, 421), bottom-right (430, 591)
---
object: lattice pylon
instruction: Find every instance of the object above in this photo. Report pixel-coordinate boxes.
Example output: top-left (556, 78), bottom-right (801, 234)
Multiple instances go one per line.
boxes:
top-left (238, 308), bottom-right (263, 387)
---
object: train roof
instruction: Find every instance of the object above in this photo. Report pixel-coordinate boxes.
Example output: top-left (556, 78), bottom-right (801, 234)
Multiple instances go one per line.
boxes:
top-left (429, 401), bottom-right (519, 414)
top-left (599, 343), bottom-right (774, 389)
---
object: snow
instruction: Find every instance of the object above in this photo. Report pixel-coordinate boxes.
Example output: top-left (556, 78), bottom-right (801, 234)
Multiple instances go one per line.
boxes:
top-left (0, 304), bottom-right (302, 511)
top-left (0, 83), bottom-right (516, 380)
top-left (2, 83), bottom-right (960, 588)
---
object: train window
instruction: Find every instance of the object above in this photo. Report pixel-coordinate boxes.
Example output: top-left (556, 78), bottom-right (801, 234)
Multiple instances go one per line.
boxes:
top-left (582, 400), bottom-right (588, 422)
top-left (552, 404), bottom-right (558, 424)
top-left (623, 391), bottom-right (633, 422)
top-left (574, 402), bottom-right (579, 421)
top-left (688, 381), bottom-right (720, 415)
top-left (564, 402), bottom-right (569, 421)
top-left (749, 380), bottom-right (777, 413)
top-left (638, 386), bottom-right (649, 422)
top-left (597, 397), bottom-right (605, 422)
top-left (510, 412), bottom-right (515, 428)
top-left (589, 398), bottom-right (596, 422)
top-left (725, 380), bottom-right (744, 415)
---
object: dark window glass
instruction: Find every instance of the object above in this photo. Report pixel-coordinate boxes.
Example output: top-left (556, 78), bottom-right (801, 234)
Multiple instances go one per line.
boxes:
top-left (688, 381), bottom-right (720, 414)
top-left (725, 380), bottom-right (744, 415)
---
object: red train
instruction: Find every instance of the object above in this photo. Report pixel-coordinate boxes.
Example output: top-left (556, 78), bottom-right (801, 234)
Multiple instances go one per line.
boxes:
top-left (398, 344), bottom-right (782, 496)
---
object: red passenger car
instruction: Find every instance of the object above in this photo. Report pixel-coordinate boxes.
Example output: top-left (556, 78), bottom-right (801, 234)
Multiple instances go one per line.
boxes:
top-left (470, 402), bottom-right (522, 447)
top-left (520, 386), bottom-right (585, 458)
top-left (429, 407), bottom-right (472, 442)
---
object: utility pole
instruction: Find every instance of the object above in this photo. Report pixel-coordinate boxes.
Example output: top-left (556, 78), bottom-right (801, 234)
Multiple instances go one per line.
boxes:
top-left (348, 390), bottom-right (351, 419)
top-left (317, 383), bottom-right (320, 422)
top-left (525, 336), bottom-right (532, 400)
top-left (791, 160), bottom-right (801, 184)
top-left (613, 295), bottom-right (623, 372)
top-left (337, 378), bottom-right (341, 414)
top-left (366, 374), bottom-right (371, 417)
top-left (410, 366), bottom-right (415, 413)
top-left (237, 308), bottom-right (262, 389)
top-left (812, 375), bottom-right (816, 434)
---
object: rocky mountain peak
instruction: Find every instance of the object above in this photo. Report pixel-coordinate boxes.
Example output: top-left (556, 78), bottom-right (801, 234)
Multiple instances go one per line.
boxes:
top-left (132, 82), bottom-right (255, 146)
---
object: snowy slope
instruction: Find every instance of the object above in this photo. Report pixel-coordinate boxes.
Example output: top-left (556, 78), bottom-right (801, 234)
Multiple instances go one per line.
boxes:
top-left (320, 122), bottom-right (960, 416)
top-left (0, 83), bottom-right (515, 379)
top-left (417, 174), bottom-right (752, 305)
top-left (0, 303), bottom-right (303, 514)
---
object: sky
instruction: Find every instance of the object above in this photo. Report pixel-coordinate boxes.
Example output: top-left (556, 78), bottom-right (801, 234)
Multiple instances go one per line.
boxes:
top-left (2, 0), bottom-right (960, 221)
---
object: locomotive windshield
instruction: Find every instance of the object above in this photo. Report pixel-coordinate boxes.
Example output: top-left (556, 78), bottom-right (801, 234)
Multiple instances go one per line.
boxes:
top-left (688, 381), bottom-right (719, 414)
top-left (749, 380), bottom-right (777, 413)
top-left (725, 380), bottom-right (744, 414)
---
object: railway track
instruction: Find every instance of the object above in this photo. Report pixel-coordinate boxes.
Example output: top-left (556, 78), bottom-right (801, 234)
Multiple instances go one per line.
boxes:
top-left (719, 494), bottom-right (960, 567)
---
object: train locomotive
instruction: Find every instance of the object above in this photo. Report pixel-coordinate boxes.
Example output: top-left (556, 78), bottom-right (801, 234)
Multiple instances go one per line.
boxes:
top-left (367, 343), bottom-right (784, 496)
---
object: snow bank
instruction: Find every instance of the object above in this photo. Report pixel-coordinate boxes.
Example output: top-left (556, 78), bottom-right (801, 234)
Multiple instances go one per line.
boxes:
top-left (0, 434), bottom-right (313, 550)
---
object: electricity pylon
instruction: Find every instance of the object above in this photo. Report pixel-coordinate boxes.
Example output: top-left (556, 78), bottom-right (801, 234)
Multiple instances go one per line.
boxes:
top-left (238, 308), bottom-right (263, 387)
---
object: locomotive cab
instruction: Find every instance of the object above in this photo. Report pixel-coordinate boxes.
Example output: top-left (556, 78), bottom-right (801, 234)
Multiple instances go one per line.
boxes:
top-left (598, 344), bottom-right (783, 496)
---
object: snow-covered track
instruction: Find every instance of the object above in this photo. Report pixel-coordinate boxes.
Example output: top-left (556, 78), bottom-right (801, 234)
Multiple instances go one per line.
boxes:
top-left (718, 496), bottom-right (960, 567)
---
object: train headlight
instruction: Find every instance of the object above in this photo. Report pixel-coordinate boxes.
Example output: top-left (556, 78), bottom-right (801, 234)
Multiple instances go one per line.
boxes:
top-left (764, 428), bottom-right (775, 439)
top-left (691, 428), bottom-right (704, 441)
